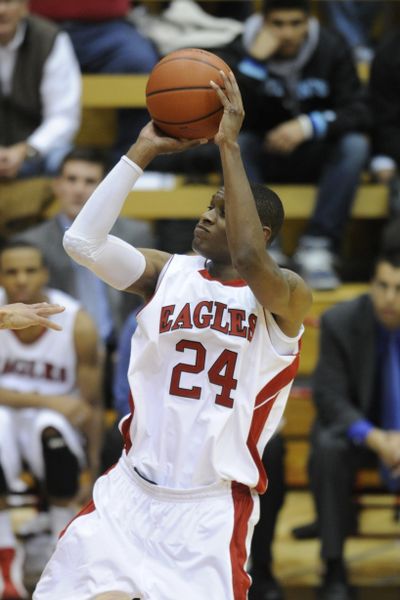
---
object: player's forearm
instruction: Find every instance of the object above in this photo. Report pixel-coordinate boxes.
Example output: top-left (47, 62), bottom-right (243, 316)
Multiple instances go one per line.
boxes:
top-left (126, 138), bottom-right (159, 170)
top-left (64, 157), bottom-right (142, 241)
top-left (0, 388), bottom-right (58, 410)
top-left (63, 157), bottom-right (146, 290)
top-left (219, 140), bottom-right (270, 268)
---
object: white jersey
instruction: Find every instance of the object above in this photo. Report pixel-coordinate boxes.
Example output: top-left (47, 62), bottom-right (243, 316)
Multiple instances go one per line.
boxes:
top-left (125, 255), bottom-right (302, 492)
top-left (0, 288), bottom-right (80, 396)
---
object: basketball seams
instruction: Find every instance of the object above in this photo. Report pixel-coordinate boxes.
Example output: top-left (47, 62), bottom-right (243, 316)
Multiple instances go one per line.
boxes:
top-left (153, 106), bottom-right (223, 126)
top-left (146, 86), bottom-right (226, 98)
top-left (152, 56), bottom-right (228, 74)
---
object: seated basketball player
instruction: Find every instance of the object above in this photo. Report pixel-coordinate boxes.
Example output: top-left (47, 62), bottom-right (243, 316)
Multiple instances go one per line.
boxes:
top-left (33, 72), bottom-right (312, 600)
top-left (0, 241), bottom-right (102, 599)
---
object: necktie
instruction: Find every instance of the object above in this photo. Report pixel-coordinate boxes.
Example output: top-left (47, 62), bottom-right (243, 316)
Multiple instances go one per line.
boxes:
top-left (380, 331), bottom-right (400, 491)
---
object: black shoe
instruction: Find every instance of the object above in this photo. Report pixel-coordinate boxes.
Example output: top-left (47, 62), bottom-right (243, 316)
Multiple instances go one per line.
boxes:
top-left (249, 574), bottom-right (284, 600)
top-left (292, 515), bottom-right (358, 540)
top-left (291, 520), bottom-right (319, 540)
top-left (318, 560), bottom-right (353, 600)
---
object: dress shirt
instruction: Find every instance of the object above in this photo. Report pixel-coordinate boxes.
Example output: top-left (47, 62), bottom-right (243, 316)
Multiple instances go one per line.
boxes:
top-left (0, 21), bottom-right (81, 154)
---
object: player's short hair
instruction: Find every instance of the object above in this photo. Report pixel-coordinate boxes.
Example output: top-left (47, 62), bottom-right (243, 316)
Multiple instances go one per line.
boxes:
top-left (59, 147), bottom-right (109, 176)
top-left (250, 183), bottom-right (284, 245)
top-left (0, 240), bottom-right (47, 268)
top-left (262, 0), bottom-right (311, 15)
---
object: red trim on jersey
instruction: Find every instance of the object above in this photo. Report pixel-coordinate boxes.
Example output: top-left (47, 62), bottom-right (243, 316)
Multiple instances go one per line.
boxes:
top-left (121, 391), bottom-right (135, 452)
top-left (59, 498), bottom-right (96, 539)
top-left (254, 353), bottom-right (300, 409)
top-left (230, 482), bottom-right (253, 600)
top-left (248, 354), bottom-right (300, 493)
top-left (198, 269), bottom-right (247, 287)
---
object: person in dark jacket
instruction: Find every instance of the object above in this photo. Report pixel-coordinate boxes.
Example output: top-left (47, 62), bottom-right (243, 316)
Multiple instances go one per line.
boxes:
top-left (304, 248), bottom-right (400, 600)
top-left (216, 0), bottom-right (371, 291)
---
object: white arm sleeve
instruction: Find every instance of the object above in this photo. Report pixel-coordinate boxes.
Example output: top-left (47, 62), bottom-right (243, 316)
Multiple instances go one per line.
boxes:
top-left (63, 156), bottom-right (147, 290)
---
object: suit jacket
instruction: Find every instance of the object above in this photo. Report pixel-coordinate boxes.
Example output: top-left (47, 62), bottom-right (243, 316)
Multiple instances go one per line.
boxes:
top-left (313, 294), bottom-right (378, 436)
top-left (14, 215), bottom-right (156, 335)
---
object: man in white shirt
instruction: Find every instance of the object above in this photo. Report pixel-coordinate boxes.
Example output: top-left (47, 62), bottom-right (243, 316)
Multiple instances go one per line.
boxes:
top-left (0, 0), bottom-right (81, 179)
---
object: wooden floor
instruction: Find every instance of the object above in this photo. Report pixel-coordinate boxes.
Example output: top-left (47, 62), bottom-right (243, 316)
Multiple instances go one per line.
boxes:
top-left (13, 489), bottom-right (400, 598)
top-left (273, 491), bottom-right (400, 598)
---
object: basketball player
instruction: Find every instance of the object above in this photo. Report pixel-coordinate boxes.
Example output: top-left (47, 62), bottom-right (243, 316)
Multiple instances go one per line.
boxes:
top-left (0, 241), bottom-right (102, 600)
top-left (0, 302), bottom-right (65, 330)
top-left (34, 72), bottom-right (312, 600)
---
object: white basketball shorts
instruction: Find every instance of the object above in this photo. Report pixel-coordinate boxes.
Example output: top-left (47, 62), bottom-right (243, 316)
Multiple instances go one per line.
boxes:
top-left (33, 453), bottom-right (259, 600)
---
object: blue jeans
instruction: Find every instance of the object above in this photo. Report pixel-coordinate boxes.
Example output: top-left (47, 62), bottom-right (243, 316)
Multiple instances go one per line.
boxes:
top-left (239, 130), bottom-right (369, 248)
top-left (322, 0), bottom-right (381, 49)
top-left (63, 19), bottom-right (160, 154)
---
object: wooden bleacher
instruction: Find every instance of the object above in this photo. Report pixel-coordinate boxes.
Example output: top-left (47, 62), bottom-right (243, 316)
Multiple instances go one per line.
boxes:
top-left (0, 73), bottom-right (389, 234)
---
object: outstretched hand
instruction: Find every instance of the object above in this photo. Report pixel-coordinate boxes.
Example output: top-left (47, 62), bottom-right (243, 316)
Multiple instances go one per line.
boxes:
top-left (0, 302), bottom-right (65, 330)
top-left (210, 71), bottom-right (245, 146)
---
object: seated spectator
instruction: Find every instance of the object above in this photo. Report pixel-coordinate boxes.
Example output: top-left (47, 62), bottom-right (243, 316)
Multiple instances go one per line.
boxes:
top-left (369, 28), bottom-right (400, 218)
top-left (0, 240), bottom-right (102, 597)
top-left (30, 0), bottom-right (159, 158)
top-left (215, 0), bottom-right (371, 290)
top-left (14, 147), bottom-right (156, 338)
top-left (297, 247), bottom-right (400, 600)
top-left (0, 0), bottom-right (81, 179)
top-left (14, 147), bottom-right (156, 402)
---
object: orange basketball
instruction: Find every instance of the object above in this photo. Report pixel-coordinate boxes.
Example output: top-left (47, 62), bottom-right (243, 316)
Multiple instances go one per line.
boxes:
top-left (145, 48), bottom-right (231, 139)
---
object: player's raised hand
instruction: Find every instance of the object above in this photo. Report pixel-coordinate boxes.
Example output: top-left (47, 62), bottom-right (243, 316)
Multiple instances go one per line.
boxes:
top-left (210, 71), bottom-right (245, 145)
top-left (130, 121), bottom-right (208, 168)
top-left (0, 302), bottom-right (65, 331)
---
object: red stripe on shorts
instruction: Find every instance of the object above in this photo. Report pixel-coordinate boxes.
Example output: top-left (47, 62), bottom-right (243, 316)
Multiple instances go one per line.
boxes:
top-left (59, 498), bottom-right (96, 539)
top-left (230, 482), bottom-right (254, 600)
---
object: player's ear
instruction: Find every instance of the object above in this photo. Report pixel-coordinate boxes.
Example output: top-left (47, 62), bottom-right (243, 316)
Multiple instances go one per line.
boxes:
top-left (262, 226), bottom-right (272, 245)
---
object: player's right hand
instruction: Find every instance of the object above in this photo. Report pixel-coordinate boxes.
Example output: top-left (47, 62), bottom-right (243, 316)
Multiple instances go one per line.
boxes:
top-left (138, 121), bottom-right (208, 156)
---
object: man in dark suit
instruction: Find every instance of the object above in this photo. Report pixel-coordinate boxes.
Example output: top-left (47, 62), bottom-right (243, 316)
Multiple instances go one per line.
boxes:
top-left (307, 248), bottom-right (400, 600)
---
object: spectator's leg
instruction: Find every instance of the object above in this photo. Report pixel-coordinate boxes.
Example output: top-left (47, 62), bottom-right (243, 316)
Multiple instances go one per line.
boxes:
top-left (250, 433), bottom-right (285, 587)
top-left (41, 427), bottom-right (80, 543)
top-left (305, 133), bottom-right (369, 250)
top-left (309, 427), bottom-right (357, 561)
top-left (238, 131), bottom-right (267, 184)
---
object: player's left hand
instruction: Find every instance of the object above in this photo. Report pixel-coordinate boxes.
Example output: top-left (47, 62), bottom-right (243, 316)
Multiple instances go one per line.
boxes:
top-left (210, 71), bottom-right (245, 145)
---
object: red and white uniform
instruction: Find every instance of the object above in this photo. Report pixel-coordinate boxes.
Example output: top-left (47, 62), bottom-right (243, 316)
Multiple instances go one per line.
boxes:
top-left (124, 254), bottom-right (301, 492)
top-left (34, 256), bottom-right (302, 600)
top-left (0, 288), bottom-right (85, 485)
